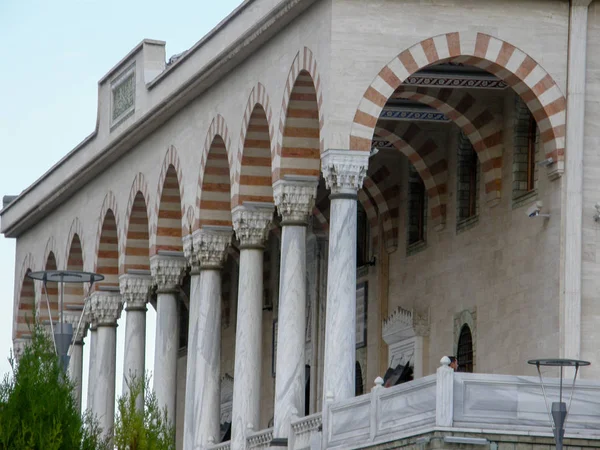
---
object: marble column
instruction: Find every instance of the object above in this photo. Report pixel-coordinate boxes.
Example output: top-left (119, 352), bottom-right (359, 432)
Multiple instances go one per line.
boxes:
top-left (321, 149), bottom-right (369, 407)
top-left (119, 272), bottom-right (152, 407)
top-left (87, 323), bottom-right (97, 412)
top-left (272, 179), bottom-right (318, 439)
top-left (89, 289), bottom-right (123, 439)
top-left (563, 0), bottom-right (593, 361)
top-left (183, 227), bottom-right (232, 450)
top-left (231, 204), bottom-right (273, 450)
top-left (151, 253), bottom-right (186, 426)
top-left (64, 310), bottom-right (89, 412)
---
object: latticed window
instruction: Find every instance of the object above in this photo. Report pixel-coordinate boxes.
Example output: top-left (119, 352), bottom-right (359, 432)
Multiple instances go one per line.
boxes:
top-left (407, 164), bottom-right (427, 246)
top-left (456, 132), bottom-right (479, 225)
top-left (457, 325), bottom-right (473, 373)
top-left (512, 97), bottom-right (539, 200)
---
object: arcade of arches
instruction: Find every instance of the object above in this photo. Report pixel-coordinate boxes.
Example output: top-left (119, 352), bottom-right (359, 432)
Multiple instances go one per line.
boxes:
top-left (4, 2), bottom-right (597, 450)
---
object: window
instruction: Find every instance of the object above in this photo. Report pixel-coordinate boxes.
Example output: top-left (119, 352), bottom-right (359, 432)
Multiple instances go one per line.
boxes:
top-left (407, 164), bottom-right (427, 247)
top-left (512, 97), bottom-right (538, 200)
top-left (457, 325), bottom-right (473, 373)
top-left (357, 203), bottom-right (369, 266)
top-left (355, 361), bottom-right (364, 396)
top-left (456, 132), bottom-right (480, 226)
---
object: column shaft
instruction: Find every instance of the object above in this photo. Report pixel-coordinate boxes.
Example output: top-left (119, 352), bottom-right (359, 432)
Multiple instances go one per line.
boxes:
top-left (87, 327), bottom-right (97, 411)
top-left (93, 324), bottom-right (117, 436)
top-left (69, 343), bottom-right (84, 412)
top-left (184, 270), bottom-right (222, 449)
top-left (123, 308), bottom-right (146, 397)
top-left (273, 224), bottom-right (307, 438)
top-left (231, 248), bottom-right (264, 449)
top-left (154, 291), bottom-right (180, 423)
top-left (323, 196), bottom-right (358, 404)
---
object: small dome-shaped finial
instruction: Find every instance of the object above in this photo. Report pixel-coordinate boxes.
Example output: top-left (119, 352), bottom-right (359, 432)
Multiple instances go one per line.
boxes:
top-left (440, 356), bottom-right (451, 366)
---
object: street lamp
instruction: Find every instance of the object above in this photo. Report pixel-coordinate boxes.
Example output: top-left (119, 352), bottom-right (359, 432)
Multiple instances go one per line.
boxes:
top-left (28, 270), bottom-right (104, 372)
top-left (527, 358), bottom-right (590, 450)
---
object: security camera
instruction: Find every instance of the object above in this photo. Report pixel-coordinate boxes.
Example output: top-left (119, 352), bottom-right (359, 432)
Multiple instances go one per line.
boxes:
top-left (527, 201), bottom-right (549, 218)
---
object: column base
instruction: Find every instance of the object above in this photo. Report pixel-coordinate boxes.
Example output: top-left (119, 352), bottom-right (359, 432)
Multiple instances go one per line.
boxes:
top-left (270, 438), bottom-right (288, 447)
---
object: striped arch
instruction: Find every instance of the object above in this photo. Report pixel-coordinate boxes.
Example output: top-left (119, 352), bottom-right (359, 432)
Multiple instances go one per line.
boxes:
top-left (196, 115), bottom-right (234, 229)
top-left (65, 218), bottom-right (85, 270)
top-left (183, 206), bottom-right (195, 237)
top-left (65, 232), bottom-right (85, 310)
top-left (351, 32), bottom-right (566, 177)
top-left (94, 191), bottom-right (121, 289)
top-left (122, 173), bottom-right (151, 272)
top-left (374, 125), bottom-right (447, 229)
top-left (362, 173), bottom-right (399, 252)
top-left (41, 250), bottom-right (59, 324)
top-left (153, 146), bottom-right (185, 254)
top-left (393, 87), bottom-right (502, 202)
top-left (274, 47), bottom-right (324, 182)
top-left (15, 253), bottom-right (35, 339)
top-left (233, 83), bottom-right (275, 207)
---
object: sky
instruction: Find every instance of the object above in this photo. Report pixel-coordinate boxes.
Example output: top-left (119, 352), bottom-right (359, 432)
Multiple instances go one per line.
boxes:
top-left (0, 0), bottom-right (244, 409)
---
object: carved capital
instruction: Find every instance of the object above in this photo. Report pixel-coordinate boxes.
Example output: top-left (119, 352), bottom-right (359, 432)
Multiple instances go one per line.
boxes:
top-left (119, 273), bottom-right (152, 310)
top-left (89, 291), bottom-right (123, 326)
top-left (150, 253), bottom-right (186, 292)
top-left (274, 179), bottom-right (318, 225)
top-left (232, 205), bottom-right (274, 249)
top-left (185, 227), bottom-right (232, 270)
top-left (321, 149), bottom-right (369, 196)
top-left (63, 310), bottom-right (89, 342)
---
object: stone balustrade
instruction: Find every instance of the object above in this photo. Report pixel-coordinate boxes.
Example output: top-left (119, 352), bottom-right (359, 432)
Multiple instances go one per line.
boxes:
top-left (246, 427), bottom-right (273, 449)
top-left (203, 359), bottom-right (600, 450)
top-left (207, 441), bottom-right (231, 450)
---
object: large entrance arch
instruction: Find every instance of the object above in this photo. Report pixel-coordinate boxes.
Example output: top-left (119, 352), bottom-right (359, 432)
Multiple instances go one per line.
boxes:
top-left (351, 32), bottom-right (566, 178)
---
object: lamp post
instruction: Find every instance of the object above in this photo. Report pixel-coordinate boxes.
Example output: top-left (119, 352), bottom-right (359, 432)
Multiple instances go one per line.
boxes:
top-left (527, 358), bottom-right (590, 450)
top-left (28, 270), bottom-right (104, 372)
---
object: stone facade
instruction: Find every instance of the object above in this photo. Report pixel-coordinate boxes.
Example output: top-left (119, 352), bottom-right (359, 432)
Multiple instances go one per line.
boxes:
top-left (3, 0), bottom-right (600, 448)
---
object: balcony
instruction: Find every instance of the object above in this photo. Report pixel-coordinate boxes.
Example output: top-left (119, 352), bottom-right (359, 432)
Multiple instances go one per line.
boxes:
top-left (210, 360), bottom-right (600, 449)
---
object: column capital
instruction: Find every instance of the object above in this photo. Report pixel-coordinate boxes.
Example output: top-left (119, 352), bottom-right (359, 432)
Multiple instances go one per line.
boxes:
top-left (321, 149), bottom-right (370, 197)
top-left (89, 290), bottom-right (123, 326)
top-left (150, 253), bottom-right (186, 292)
top-left (185, 227), bottom-right (233, 271)
top-left (274, 179), bottom-right (318, 225)
top-left (232, 204), bottom-right (274, 249)
top-left (119, 273), bottom-right (152, 310)
top-left (63, 310), bottom-right (89, 343)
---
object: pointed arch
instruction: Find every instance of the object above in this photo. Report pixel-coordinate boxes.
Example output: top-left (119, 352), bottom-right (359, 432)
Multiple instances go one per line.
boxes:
top-left (363, 170), bottom-right (399, 252)
top-left (65, 233), bottom-right (85, 310)
top-left (195, 115), bottom-right (234, 229)
top-left (374, 124), bottom-right (447, 229)
top-left (94, 191), bottom-right (121, 289)
top-left (40, 250), bottom-right (59, 324)
top-left (65, 218), bottom-right (85, 270)
top-left (15, 254), bottom-right (36, 339)
top-left (351, 32), bottom-right (566, 177)
top-left (393, 87), bottom-right (502, 202)
top-left (123, 173), bottom-right (151, 272)
top-left (234, 83), bottom-right (275, 207)
top-left (153, 146), bottom-right (185, 254)
top-left (274, 47), bottom-right (324, 182)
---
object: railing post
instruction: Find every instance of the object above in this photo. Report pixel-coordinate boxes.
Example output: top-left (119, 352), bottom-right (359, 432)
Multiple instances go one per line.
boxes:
top-left (369, 377), bottom-right (383, 441)
top-left (436, 356), bottom-right (454, 427)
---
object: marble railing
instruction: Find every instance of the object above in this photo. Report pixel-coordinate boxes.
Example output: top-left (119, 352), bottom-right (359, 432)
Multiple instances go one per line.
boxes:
top-left (290, 412), bottom-right (322, 450)
top-left (246, 427), bottom-right (273, 449)
top-left (207, 441), bottom-right (230, 450)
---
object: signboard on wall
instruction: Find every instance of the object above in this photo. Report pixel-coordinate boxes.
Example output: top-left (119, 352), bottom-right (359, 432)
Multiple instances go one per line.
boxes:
top-left (356, 282), bottom-right (368, 349)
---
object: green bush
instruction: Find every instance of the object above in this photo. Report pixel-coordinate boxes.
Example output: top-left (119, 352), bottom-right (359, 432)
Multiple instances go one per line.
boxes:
top-left (0, 324), bottom-right (109, 450)
top-left (114, 374), bottom-right (175, 450)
